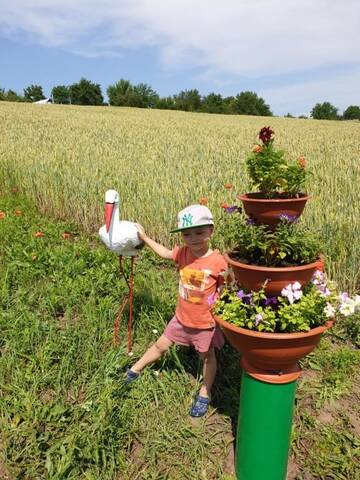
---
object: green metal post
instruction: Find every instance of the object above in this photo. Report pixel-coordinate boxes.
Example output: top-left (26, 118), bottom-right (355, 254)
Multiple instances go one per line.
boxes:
top-left (236, 371), bottom-right (297, 480)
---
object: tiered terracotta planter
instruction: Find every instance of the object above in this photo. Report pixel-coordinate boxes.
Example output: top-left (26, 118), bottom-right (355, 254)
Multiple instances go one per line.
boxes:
top-left (238, 193), bottom-right (310, 227)
top-left (224, 253), bottom-right (324, 296)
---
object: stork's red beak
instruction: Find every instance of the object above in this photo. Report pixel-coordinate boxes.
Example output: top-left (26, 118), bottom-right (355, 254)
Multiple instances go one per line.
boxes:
top-left (105, 202), bottom-right (114, 232)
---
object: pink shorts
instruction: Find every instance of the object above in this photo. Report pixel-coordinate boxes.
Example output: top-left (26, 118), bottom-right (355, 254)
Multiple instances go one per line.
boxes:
top-left (164, 315), bottom-right (224, 353)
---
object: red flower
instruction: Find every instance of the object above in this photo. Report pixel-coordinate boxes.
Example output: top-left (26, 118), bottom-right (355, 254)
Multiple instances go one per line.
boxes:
top-left (63, 232), bottom-right (72, 239)
top-left (259, 126), bottom-right (274, 144)
top-left (224, 183), bottom-right (233, 190)
top-left (14, 210), bottom-right (23, 216)
top-left (0, 211), bottom-right (6, 219)
top-left (220, 202), bottom-right (229, 209)
top-left (297, 155), bottom-right (306, 169)
top-left (34, 231), bottom-right (44, 238)
top-left (252, 144), bottom-right (263, 153)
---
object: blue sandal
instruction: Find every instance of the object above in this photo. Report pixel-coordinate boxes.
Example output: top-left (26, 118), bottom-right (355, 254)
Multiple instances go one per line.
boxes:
top-left (190, 395), bottom-right (210, 417)
top-left (124, 368), bottom-right (140, 384)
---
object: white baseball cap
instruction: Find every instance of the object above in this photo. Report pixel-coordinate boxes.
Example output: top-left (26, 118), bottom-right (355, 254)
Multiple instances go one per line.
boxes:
top-left (170, 204), bottom-right (214, 233)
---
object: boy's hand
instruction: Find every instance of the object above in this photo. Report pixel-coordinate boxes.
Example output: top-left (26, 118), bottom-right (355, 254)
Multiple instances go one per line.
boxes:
top-left (135, 223), bottom-right (147, 241)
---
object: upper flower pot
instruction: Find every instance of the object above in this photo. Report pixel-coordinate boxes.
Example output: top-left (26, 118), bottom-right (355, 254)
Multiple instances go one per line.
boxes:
top-left (224, 253), bottom-right (324, 296)
top-left (238, 192), bottom-right (311, 227)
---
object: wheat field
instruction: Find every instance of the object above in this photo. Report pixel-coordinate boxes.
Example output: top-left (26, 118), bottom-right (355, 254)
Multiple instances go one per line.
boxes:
top-left (1, 102), bottom-right (359, 292)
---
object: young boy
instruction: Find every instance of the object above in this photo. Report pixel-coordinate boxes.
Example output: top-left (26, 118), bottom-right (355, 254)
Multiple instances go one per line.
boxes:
top-left (126, 204), bottom-right (228, 417)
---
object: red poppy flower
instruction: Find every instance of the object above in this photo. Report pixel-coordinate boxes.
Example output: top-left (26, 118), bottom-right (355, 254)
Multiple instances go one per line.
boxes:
top-left (224, 183), bottom-right (233, 190)
top-left (220, 202), bottom-right (229, 209)
top-left (14, 210), bottom-right (23, 216)
top-left (34, 231), bottom-right (44, 238)
top-left (199, 198), bottom-right (208, 206)
top-left (0, 211), bottom-right (6, 219)
top-left (297, 155), bottom-right (306, 169)
top-left (63, 232), bottom-right (72, 239)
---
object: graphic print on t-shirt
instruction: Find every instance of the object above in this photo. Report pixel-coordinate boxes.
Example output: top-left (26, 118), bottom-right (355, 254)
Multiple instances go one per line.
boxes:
top-left (178, 267), bottom-right (212, 304)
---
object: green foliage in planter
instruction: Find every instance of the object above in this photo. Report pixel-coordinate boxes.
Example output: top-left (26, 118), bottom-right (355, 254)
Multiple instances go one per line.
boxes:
top-left (214, 284), bottom-right (329, 333)
top-left (219, 210), bottom-right (322, 266)
top-left (246, 126), bottom-right (307, 198)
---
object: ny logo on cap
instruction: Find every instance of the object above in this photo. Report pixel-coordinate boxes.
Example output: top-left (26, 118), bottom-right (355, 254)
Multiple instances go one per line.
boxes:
top-left (181, 213), bottom-right (193, 228)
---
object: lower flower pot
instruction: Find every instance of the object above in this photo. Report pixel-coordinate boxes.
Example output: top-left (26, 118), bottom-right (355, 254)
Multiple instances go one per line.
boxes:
top-left (215, 314), bottom-right (333, 382)
top-left (224, 253), bottom-right (324, 296)
top-left (238, 192), bottom-right (310, 227)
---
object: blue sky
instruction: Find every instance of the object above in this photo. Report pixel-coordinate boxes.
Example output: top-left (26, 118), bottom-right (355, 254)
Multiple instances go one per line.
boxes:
top-left (1, 0), bottom-right (359, 116)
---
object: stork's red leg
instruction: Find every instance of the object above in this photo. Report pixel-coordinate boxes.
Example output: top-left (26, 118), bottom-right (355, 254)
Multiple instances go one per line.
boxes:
top-left (127, 256), bottom-right (135, 353)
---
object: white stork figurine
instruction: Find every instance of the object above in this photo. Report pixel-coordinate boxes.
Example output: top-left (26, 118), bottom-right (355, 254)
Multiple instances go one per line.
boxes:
top-left (98, 189), bottom-right (143, 351)
top-left (98, 189), bottom-right (143, 256)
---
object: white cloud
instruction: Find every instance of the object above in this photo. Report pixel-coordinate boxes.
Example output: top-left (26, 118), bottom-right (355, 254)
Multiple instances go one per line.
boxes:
top-left (1, 1), bottom-right (359, 72)
top-left (259, 68), bottom-right (360, 116)
top-left (1, 0), bottom-right (359, 113)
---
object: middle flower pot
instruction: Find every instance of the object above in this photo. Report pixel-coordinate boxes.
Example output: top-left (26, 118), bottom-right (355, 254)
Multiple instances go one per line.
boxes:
top-left (238, 192), bottom-right (310, 227)
top-left (224, 253), bottom-right (324, 296)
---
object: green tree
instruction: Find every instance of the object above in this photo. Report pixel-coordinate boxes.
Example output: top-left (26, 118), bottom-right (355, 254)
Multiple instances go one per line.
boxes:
top-left (69, 78), bottom-right (103, 106)
top-left (52, 85), bottom-right (70, 104)
top-left (156, 96), bottom-right (176, 110)
top-left (174, 89), bottom-right (201, 112)
top-left (201, 93), bottom-right (224, 113)
top-left (24, 84), bottom-right (45, 102)
top-left (5, 89), bottom-right (24, 102)
top-left (343, 105), bottom-right (360, 120)
top-left (222, 96), bottom-right (237, 114)
top-left (234, 91), bottom-right (272, 116)
top-left (107, 79), bottom-right (133, 106)
top-left (310, 102), bottom-right (338, 120)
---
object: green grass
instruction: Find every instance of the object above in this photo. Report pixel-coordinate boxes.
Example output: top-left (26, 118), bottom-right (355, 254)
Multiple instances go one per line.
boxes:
top-left (1, 191), bottom-right (359, 479)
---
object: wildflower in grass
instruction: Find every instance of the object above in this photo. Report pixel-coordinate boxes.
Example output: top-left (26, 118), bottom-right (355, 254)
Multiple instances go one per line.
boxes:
top-left (11, 187), bottom-right (19, 193)
top-left (259, 126), bottom-right (274, 144)
top-left (34, 231), bottom-right (44, 237)
top-left (225, 205), bottom-right (241, 214)
top-left (245, 217), bottom-right (256, 226)
top-left (63, 232), bottom-right (71, 239)
top-left (0, 211), bottom-right (6, 219)
top-left (297, 155), bottom-right (306, 168)
top-left (252, 144), bottom-right (263, 153)
top-left (152, 329), bottom-right (158, 334)
top-left (281, 282), bottom-right (303, 304)
top-left (14, 210), bottom-right (22, 216)
top-left (220, 202), bottom-right (229, 209)
top-left (199, 197), bottom-right (208, 205)
top-left (224, 183), bottom-right (233, 190)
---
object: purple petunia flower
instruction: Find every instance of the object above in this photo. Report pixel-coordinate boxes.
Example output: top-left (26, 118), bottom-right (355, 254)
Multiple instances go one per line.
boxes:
top-left (237, 290), bottom-right (252, 304)
top-left (265, 296), bottom-right (278, 306)
top-left (278, 213), bottom-right (298, 223)
top-left (207, 293), bottom-right (217, 306)
top-left (246, 217), bottom-right (256, 226)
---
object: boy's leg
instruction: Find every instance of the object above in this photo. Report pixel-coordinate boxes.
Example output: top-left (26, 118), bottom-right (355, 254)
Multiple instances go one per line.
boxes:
top-left (198, 347), bottom-right (217, 398)
top-left (189, 348), bottom-right (217, 417)
top-left (130, 334), bottom-right (173, 373)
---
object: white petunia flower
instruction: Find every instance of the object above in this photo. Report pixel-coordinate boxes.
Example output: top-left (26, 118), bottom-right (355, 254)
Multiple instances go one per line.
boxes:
top-left (324, 303), bottom-right (336, 318)
top-left (339, 300), bottom-right (355, 317)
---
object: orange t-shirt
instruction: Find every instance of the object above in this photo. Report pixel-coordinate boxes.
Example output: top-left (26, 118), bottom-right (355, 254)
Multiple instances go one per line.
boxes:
top-left (172, 246), bottom-right (228, 329)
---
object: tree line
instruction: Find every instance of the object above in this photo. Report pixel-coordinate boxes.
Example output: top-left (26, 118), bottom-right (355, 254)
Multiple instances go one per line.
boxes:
top-left (1, 78), bottom-right (359, 120)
